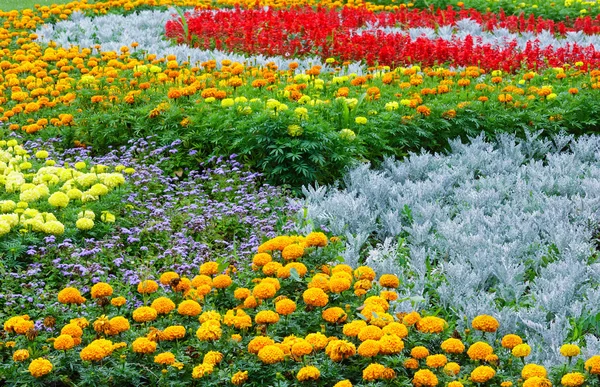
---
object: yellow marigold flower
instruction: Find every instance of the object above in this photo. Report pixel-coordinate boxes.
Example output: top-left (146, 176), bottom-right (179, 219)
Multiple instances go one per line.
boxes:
top-left (363, 363), bottom-right (385, 381)
top-left (255, 310), bottom-right (280, 325)
top-left (333, 381), bottom-right (353, 387)
top-left (132, 337), bottom-right (157, 354)
top-left (76, 218), bottom-right (94, 230)
top-left (161, 325), bottom-right (186, 341)
top-left (107, 316), bottom-right (129, 335)
top-left (4, 316), bottom-right (34, 335)
top-left (448, 382), bottom-right (464, 387)
top-left (154, 352), bottom-right (176, 365)
top-left (89, 282), bottom-right (113, 299)
top-left (332, 264), bottom-right (353, 274)
top-left (232, 370), bottom-right (249, 385)
top-left (441, 338), bottom-right (465, 354)
top-left (281, 243), bottom-right (304, 260)
top-left (378, 333), bottom-right (404, 355)
top-left (303, 288), bottom-right (329, 307)
top-left (382, 322), bottom-right (408, 338)
top-left (211, 274), bottom-right (231, 288)
top-left (258, 345), bottom-right (285, 364)
top-left (472, 315), bottom-right (499, 332)
top-left (196, 320), bottom-right (222, 341)
top-left (354, 266), bottom-right (376, 281)
top-left (322, 307), bottom-right (347, 324)
top-left (426, 354), bottom-right (448, 368)
top-left (258, 236), bottom-right (293, 252)
top-left (411, 346), bottom-right (430, 359)
top-left (471, 365), bottom-right (496, 383)
top-left (444, 362), bottom-right (460, 376)
top-left (57, 287), bottom-right (86, 304)
top-left (191, 275), bottom-right (212, 288)
top-left (29, 358), bottom-right (53, 378)
top-left (13, 348), bottom-right (29, 362)
top-left (560, 344), bottom-right (581, 357)
top-left (48, 191), bottom-right (69, 208)
top-left (467, 341), bottom-right (494, 360)
top-left (203, 351), bottom-right (223, 365)
top-left (178, 300), bottom-right (202, 316)
top-left (248, 336), bottom-right (275, 354)
top-left (53, 334), bottom-right (75, 350)
top-left (358, 339), bottom-right (380, 357)
top-left (405, 358), bottom-right (419, 369)
top-left (275, 299), bottom-right (296, 315)
top-left (243, 296), bottom-right (259, 309)
top-left (413, 369), bottom-right (438, 387)
top-left (111, 297), bottom-right (126, 307)
top-left (522, 364), bottom-right (547, 379)
top-left (80, 339), bottom-right (114, 361)
top-left (133, 306), bottom-right (158, 323)
top-left (305, 232), bottom-right (328, 247)
top-left (297, 366), bottom-right (320, 381)
top-left (502, 334), bottom-right (523, 349)
top-left (416, 316), bottom-right (446, 334)
top-left (561, 372), bottom-right (585, 387)
top-left (200, 262), bottom-right (219, 276)
top-left (358, 325), bottom-right (384, 341)
top-left (325, 339), bottom-right (356, 362)
top-left (159, 271), bottom-right (179, 285)
top-left (291, 340), bottom-right (313, 359)
top-left (585, 355), bottom-right (600, 374)
top-left (364, 296), bottom-right (389, 311)
top-left (329, 277), bottom-right (351, 293)
top-left (137, 280), bottom-right (159, 294)
top-left (403, 311), bottom-right (421, 326)
top-left (151, 297), bottom-right (176, 315)
top-left (252, 253), bottom-right (272, 267)
top-left (523, 376), bottom-right (553, 387)
top-left (192, 363), bottom-right (214, 379)
top-left (233, 287), bottom-right (251, 300)
top-left (61, 323), bottom-right (83, 338)
top-left (379, 274), bottom-right (400, 288)
top-left (305, 332), bottom-right (328, 350)
top-left (253, 283), bottom-right (277, 299)
top-left (512, 343), bottom-right (532, 358)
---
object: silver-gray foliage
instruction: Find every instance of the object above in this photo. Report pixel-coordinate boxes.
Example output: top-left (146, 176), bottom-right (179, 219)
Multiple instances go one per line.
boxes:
top-left (294, 133), bottom-right (600, 364)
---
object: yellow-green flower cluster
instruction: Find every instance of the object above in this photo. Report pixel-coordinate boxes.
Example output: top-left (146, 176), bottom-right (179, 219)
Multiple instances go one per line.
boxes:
top-left (0, 138), bottom-right (127, 237)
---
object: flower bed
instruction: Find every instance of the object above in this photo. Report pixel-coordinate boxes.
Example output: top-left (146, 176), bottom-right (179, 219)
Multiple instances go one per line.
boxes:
top-left (2, 233), bottom-right (599, 386)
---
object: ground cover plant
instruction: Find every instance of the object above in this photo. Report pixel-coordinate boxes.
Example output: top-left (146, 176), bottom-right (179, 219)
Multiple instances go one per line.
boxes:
top-left (2, 0), bottom-right (600, 385)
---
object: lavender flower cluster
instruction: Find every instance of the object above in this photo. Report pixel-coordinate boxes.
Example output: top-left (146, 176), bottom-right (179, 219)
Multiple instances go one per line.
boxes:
top-left (0, 136), bottom-right (298, 318)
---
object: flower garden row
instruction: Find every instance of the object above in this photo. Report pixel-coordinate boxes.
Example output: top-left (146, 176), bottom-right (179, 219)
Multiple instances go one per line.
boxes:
top-left (2, 233), bottom-right (600, 387)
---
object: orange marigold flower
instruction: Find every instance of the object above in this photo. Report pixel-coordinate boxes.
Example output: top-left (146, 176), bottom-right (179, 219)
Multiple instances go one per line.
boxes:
top-left (248, 336), bottom-right (275, 354)
top-left (472, 315), bottom-right (499, 332)
top-left (132, 306), bottom-right (158, 323)
top-left (441, 338), bottom-right (465, 354)
top-left (282, 243), bottom-right (304, 260)
top-left (363, 363), bottom-right (386, 381)
top-left (53, 334), bottom-right (75, 350)
top-left (305, 232), bottom-right (328, 247)
top-left (291, 340), bottom-right (313, 359)
top-left (305, 332), bottom-right (328, 350)
top-left (416, 316), bottom-right (446, 334)
top-left (405, 358), bottom-right (419, 369)
top-left (154, 352), bottom-right (176, 365)
top-left (501, 334), bottom-right (523, 349)
top-left (512, 343), bottom-right (531, 358)
top-left (253, 282), bottom-right (277, 300)
top-left (90, 282), bottom-right (113, 299)
top-left (213, 274), bottom-right (232, 289)
top-left (358, 325), bottom-right (384, 341)
top-left (379, 274), bottom-right (399, 288)
top-left (303, 288), bottom-right (328, 307)
top-left (161, 325), bottom-right (186, 341)
top-left (258, 345), bottom-right (285, 364)
top-left (413, 369), bottom-right (438, 387)
top-left (382, 322), bottom-right (408, 338)
top-left (325, 339), bottom-right (356, 362)
top-left (467, 341), bottom-right (494, 360)
top-left (353, 266), bottom-right (375, 281)
top-left (178, 300), bottom-right (202, 316)
top-left (29, 358), bottom-right (53, 378)
top-left (137, 280), bottom-right (159, 294)
top-left (471, 365), bottom-right (496, 383)
top-left (403, 311), bottom-right (421, 326)
top-left (426, 354), bottom-right (447, 368)
top-left (297, 365), bottom-right (320, 381)
top-left (411, 346), bottom-right (430, 359)
top-left (522, 364), bottom-right (547, 379)
top-left (255, 310), bottom-right (280, 325)
top-left (322, 307), bottom-right (347, 324)
top-left (151, 297), bottom-right (176, 315)
top-left (13, 349), bottom-right (30, 362)
top-left (111, 297), bottom-right (126, 307)
top-left (275, 299), bottom-right (296, 315)
top-left (203, 351), bottom-right (223, 365)
top-left (561, 372), bottom-right (585, 387)
top-left (57, 287), bottom-right (86, 304)
top-left (232, 370), bottom-right (249, 385)
top-left (200, 262), bottom-right (219, 276)
top-left (252, 253), bottom-right (272, 266)
top-left (378, 333), bottom-right (404, 354)
top-left (444, 362), bottom-right (460, 376)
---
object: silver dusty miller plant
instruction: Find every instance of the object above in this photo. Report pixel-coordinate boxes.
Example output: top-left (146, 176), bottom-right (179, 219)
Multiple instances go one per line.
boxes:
top-left (293, 132), bottom-right (600, 365)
